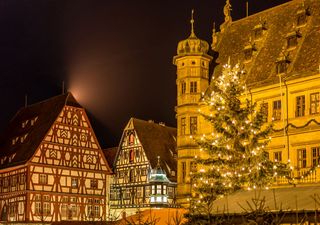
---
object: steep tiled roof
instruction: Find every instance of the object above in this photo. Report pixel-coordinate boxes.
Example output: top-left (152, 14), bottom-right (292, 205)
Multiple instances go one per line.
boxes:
top-left (213, 0), bottom-right (320, 88)
top-left (0, 93), bottom-right (81, 169)
top-left (131, 118), bottom-right (177, 181)
top-left (103, 147), bottom-right (118, 170)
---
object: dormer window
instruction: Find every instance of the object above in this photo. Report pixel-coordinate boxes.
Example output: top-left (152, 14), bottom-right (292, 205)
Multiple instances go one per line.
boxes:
top-left (253, 21), bottom-right (267, 40)
top-left (276, 60), bottom-right (289, 74)
top-left (296, 6), bottom-right (310, 27)
top-left (244, 43), bottom-right (256, 62)
top-left (286, 31), bottom-right (301, 49)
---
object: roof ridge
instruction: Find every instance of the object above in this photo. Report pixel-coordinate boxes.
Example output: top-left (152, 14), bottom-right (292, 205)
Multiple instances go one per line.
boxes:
top-left (226, 0), bottom-right (296, 28)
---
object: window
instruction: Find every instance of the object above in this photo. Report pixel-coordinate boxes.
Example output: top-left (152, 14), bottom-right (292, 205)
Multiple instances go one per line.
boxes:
top-left (190, 117), bottom-right (197, 135)
top-left (254, 27), bottom-right (263, 40)
top-left (276, 61), bottom-right (287, 74)
top-left (296, 95), bottom-right (305, 117)
top-left (297, 148), bottom-right (307, 168)
top-left (157, 185), bottom-right (162, 194)
top-left (129, 149), bottom-right (134, 163)
top-left (90, 179), bottom-right (98, 189)
top-left (310, 93), bottom-right (320, 114)
top-left (261, 103), bottom-right (268, 122)
top-left (135, 149), bottom-right (140, 161)
top-left (43, 196), bottom-right (51, 216)
top-left (35, 195), bottom-right (41, 215)
top-left (274, 151), bottom-right (282, 162)
top-left (312, 147), bottom-right (320, 167)
top-left (94, 205), bottom-right (100, 218)
top-left (11, 176), bottom-right (17, 186)
top-left (287, 35), bottom-right (298, 49)
top-left (244, 48), bottom-right (253, 61)
top-left (190, 81), bottom-right (197, 93)
top-left (129, 133), bottom-right (135, 145)
top-left (190, 161), bottom-right (197, 173)
top-left (39, 174), bottom-right (47, 185)
top-left (181, 81), bottom-right (186, 94)
top-left (181, 117), bottom-right (186, 135)
top-left (71, 178), bottom-right (78, 188)
top-left (20, 174), bottom-right (25, 184)
top-left (272, 100), bottom-right (281, 121)
top-left (181, 162), bottom-right (186, 183)
top-left (129, 169), bottom-right (135, 182)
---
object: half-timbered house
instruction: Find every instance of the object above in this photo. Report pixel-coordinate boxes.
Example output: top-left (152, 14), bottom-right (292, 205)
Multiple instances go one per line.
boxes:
top-left (0, 93), bottom-right (112, 223)
top-left (108, 118), bottom-right (177, 218)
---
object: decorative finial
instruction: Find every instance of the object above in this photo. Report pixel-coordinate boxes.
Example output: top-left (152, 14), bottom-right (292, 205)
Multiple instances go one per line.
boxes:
top-left (211, 21), bottom-right (218, 50)
top-left (223, 0), bottom-right (232, 23)
top-left (157, 156), bottom-right (161, 167)
top-left (190, 9), bottom-right (195, 37)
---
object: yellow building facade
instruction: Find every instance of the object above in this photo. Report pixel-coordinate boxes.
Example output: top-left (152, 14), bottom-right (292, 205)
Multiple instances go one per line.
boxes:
top-left (174, 0), bottom-right (320, 206)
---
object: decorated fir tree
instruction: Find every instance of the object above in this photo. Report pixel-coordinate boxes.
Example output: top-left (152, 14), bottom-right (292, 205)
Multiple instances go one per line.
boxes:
top-left (190, 63), bottom-right (290, 214)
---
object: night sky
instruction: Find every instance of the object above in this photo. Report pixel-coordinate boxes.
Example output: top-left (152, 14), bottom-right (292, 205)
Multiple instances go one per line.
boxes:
top-left (0, 0), bottom-right (289, 148)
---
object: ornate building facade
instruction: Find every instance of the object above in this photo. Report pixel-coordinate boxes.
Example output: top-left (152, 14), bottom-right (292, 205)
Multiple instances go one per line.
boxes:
top-left (174, 0), bottom-right (320, 206)
top-left (108, 118), bottom-right (177, 218)
top-left (0, 93), bottom-right (111, 223)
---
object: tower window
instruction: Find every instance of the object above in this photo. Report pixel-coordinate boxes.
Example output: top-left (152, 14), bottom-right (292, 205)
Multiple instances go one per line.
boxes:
top-left (191, 61), bottom-right (196, 65)
top-left (261, 102), bottom-right (268, 122)
top-left (190, 117), bottom-right (197, 134)
top-left (181, 117), bottom-right (186, 135)
top-left (181, 82), bottom-right (186, 94)
top-left (272, 100), bottom-right (281, 121)
top-left (190, 81), bottom-right (197, 93)
top-left (181, 162), bottom-right (186, 183)
top-left (296, 95), bottom-right (305, 117)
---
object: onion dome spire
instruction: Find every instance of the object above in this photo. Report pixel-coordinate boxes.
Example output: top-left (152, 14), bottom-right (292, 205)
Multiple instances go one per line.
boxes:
top-left (190, 9), bottom-right (196, 38)
top-left (175, 9), bottom-right (210, 56)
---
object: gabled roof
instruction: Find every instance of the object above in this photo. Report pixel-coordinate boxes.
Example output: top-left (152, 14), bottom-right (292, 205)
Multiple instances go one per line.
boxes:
top-left (0, 92), bottom-right (81, 169)
top-left (212, 0), bottom-right (320, 88)
top-left (103, 147), bottom-right (118, 170)
top-left (117, 118), bottom-right (177, 182)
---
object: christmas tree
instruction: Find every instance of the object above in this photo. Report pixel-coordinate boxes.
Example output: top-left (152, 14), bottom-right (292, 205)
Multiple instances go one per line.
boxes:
top-left (190, 62), bottom-right (291, 214)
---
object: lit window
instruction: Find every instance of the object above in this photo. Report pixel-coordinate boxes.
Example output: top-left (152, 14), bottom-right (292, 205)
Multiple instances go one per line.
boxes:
top-left (71, 178), bottom-right (78, 188)
top-left (190, 117), bottom-right (197, 134)
top-left (272, 100), bottom-right (281, 121)
top-left (129, 133), bottom-right (135, 145)
top-left (296, 95), bottom-right (305, 117)
top-left (190, 81), bottom-right (197, 93)
top-left (129, 149), bottom-right (134, 163)
top-left (156, 196), bottom-right (162, 202)
top-left (157, 185), bottom-right (162, 194)
top-left (150, 196), bottom-right (155, 203)
top-left (297, 148), bottom-right (307, 168)
top-left (310, 93), bottom-right (320, 114)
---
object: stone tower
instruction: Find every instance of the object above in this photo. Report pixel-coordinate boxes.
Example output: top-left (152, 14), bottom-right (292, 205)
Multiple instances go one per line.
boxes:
top-left (173, 10), bottom-right (212, 207)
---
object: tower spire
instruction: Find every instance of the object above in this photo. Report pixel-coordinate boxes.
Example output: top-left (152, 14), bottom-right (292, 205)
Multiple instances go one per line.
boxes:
top-left (190, 9), bottom-right (196, 37)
